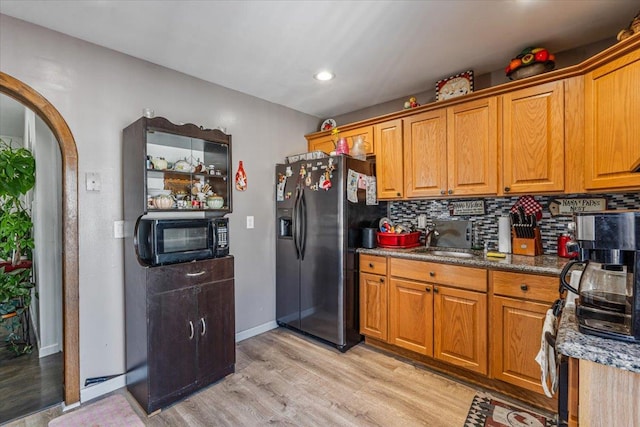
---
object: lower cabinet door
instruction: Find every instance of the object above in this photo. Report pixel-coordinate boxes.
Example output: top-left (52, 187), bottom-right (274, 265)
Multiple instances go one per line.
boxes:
top-left (389, 278), bottom-right (433, 356)
top-left (359, 272), bottom-right (388, 341)
top-left (434, 286), bottom-right (487, 374)
top-left (197, 279), bottom-right (236, 385)
top-left (148, 288), bottom-right (197, 401)
top-left (492, 296), bottom-right (549, 393)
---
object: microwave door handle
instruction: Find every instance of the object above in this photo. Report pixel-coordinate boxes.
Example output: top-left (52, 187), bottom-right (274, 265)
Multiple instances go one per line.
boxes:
top-left (211, 222), bottom-right (218, 255)
top-left (300, 189), bottom-right (307, 261)
top-left (292, 186), bottom-right (301, 259)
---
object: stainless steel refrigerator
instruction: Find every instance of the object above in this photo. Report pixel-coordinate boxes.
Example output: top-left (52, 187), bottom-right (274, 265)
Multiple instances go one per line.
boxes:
top-left (275, 155), bottom-right (386, 352)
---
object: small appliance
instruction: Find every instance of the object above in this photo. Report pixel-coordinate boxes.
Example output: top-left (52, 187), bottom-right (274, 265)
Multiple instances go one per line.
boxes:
top-left (135, 217), bottom-right (229, 266)
top-left (560, 210), bottom-right (640, 342)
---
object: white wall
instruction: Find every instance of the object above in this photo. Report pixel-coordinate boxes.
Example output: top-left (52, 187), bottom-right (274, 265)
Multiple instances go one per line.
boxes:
top-left (32, 114), bottom-right (63, 357)
top-left (0, 14), bottom-right (317, 392)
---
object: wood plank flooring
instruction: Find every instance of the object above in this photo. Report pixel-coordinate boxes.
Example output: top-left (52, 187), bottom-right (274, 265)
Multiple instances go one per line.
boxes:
top-left (0, 346), bottom-right (63, 425)
top-left (8, 327), bottom-right (496, 426)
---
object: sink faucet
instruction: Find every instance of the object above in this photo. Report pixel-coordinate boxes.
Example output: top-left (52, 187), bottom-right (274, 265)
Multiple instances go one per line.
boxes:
top-left (424, 224), bottom-right (439, 248)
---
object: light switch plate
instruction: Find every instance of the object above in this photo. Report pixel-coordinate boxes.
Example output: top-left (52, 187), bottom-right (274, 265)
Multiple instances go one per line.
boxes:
top-left (86, 172), bottom-right (101, 191)
top-left (113, 220), bottom-right (124, 238)
top-left (246, 216), bottom-right (254, 229)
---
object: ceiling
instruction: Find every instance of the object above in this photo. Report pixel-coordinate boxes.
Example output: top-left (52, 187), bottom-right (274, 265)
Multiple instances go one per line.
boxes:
top-left (1, 1), bottom-right (638, 118)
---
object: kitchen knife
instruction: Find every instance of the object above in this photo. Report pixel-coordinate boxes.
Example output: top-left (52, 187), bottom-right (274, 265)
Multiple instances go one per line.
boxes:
top-left (518, 206), bottom-right (526, 224)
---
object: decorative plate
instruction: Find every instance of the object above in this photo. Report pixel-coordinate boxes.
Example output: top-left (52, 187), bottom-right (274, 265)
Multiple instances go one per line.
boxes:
top-left (321, 118), bottom-right (337, 131)
top-left (436, 70), bottom-right (474, 101)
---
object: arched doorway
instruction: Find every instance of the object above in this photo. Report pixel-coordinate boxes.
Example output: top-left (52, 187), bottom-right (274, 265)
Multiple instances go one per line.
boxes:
top-left (0, 71), bottom-right (79, 406)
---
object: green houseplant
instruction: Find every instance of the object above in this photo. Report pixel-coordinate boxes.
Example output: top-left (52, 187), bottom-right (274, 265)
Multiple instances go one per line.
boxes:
top-left (0, 137), bottom-right (36, 355)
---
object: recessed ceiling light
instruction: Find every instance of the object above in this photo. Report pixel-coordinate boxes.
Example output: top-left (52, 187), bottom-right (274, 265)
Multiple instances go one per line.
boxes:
top-left (314, 71), bottom-right (335, 81)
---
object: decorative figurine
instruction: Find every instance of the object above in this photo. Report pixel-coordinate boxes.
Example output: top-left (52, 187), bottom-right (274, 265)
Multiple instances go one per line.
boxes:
top-left (235, 161), bottom-right (247, 191)
top-left (617, 10), bottom-right (640, 41)
top-left (403, 96), bottom-right (420, 109)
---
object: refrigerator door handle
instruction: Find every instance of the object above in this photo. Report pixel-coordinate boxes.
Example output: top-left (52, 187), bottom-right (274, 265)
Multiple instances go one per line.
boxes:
top-left (300, 188), bottom-right (307, 260)
top-left (292, 186), bottom-right (301, 259)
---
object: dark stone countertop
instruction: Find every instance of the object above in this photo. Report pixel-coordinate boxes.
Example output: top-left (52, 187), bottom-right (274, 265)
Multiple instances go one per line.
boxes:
top-left (358, 247), bottom-right (570, 276)
top-left (556, 304), bottom-right (640, 373)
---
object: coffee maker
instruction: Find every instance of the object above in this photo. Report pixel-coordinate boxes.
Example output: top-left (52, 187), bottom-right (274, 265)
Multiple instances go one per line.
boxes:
top-left (560, 210), bottom-right (640, 343)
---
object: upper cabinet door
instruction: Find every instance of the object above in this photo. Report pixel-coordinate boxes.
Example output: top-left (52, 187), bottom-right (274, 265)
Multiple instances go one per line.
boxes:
top-left (307, 125), bottom-right (375, 156)
top-left (502, 81), bottom-right (565, 194)
top-left (447, 97), bottom-right (498, 196)
top-left (375, 119), bottom-right (404, 199)
top-left (585, 49), bottom-right (640, 190)
top-left (404, 109), bottom-right (447, 198)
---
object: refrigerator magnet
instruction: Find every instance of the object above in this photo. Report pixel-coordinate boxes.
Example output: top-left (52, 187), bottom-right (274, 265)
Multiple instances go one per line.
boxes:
top-left (347, 169), bottom-right (359, 203)
top-left (320, 171), bottom-right (332, 190)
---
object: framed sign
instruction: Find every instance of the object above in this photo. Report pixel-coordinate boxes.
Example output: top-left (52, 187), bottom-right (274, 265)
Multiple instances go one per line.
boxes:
top-left (548, 198), bottom-right (607, 216)
top-left (436, 70), bottom-right (474, 101)
top-left (449, 200), bottom-right (485, 216)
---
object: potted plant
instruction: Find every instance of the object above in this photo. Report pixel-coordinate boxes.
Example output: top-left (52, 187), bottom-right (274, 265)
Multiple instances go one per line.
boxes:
top-left (0, 137), bottom-right (35, 355)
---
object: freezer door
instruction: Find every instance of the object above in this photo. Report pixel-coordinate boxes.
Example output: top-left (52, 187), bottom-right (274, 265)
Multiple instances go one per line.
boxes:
top-left (299, 158), bottom-right (344, 346)
top-left (276, 205), bottom-right (301, 328)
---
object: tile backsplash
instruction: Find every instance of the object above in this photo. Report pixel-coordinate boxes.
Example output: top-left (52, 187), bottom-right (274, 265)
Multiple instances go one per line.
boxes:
top-left (388, 193), bottom-right (640, 254)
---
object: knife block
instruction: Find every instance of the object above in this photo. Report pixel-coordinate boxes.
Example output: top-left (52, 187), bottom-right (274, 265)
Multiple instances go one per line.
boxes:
top-left (512, 228), bottom-right (543, 256)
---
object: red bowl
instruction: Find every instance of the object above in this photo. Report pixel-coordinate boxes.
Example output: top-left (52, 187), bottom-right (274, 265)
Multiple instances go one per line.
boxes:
top-left (376, 231), bottom-right (421, 248)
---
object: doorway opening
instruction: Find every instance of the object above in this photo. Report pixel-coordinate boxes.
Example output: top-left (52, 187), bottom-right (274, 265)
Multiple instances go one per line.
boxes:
top-left (0, 72), bottom-right (80, 419)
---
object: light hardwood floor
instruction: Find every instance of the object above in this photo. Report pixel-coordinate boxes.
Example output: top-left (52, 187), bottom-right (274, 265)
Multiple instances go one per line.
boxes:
top-left (8, 328), bottom-right (484, 426)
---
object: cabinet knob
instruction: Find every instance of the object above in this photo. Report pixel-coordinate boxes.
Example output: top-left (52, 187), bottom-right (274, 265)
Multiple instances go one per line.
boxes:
top-left (433, 287), bottom-right (439, 293)
top-left (396, 192), bottom-right (401, 197)
top-left (448, 189), bottom-right (453, 195)
top-left (429, 271), bottom-right (435, 277)
top-left (505, 187), bottom-right (511, 193)
top-left (369, 263), bottom-right (374, 268)
top-left (440, 190), bottom-right (446, 195)
top-left (425, 287), bottom-right (431, 293)
top-left (520, 284), bottom-right (528, 291)
top-left (379, 278), bottom-right (384, 283)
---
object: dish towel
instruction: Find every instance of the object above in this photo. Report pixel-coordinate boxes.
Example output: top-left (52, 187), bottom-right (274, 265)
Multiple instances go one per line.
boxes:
top-left (510, 195), bottom-right (543, 221)
top-left (535, 309), bottom-right (558, 398)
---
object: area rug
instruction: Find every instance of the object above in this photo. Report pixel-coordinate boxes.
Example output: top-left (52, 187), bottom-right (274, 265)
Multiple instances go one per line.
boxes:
top-left (464, 393), bottom-right (555, 427)
top-left (48, 394), bottom-right (144, 427)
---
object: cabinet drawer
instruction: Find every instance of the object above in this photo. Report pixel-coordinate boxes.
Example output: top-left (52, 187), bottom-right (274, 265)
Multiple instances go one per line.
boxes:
top-left (389, 258), bottom-right (486, 292)
top-left (360, 254), bottom-right (387, 276)
top-left (491, 270), bottom-right (558, 303)
top-left (148, 256), bottom-right (234, 294)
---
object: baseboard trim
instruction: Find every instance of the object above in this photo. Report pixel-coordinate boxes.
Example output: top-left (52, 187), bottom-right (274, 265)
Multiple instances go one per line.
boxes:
top-left (39, 343), bottom-right (62, 358)
top-left (80, 374), bottom-right (126, 403)
top-left (235, 321), bottom-right (278, 342)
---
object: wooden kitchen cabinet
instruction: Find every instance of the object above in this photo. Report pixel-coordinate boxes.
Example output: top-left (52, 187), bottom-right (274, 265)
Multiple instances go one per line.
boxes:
top-left (374, 119), bottom-right (404, 199)
top-left (307, 125), bottom-right (374, 155)
top-left (502, 81), bottom-right (565, 194)
top-left (434, 285), bottom-right (487, 375)
top-left (388, 277), bottom-right (433, 356)
top-left (490, 270), bottom-right (558, 395)
top-left (403, 109), bottom-right (447, 198)
top-left (388, 257), bottom-right (488, 374)
top-left (359, 255), bottom-right (388, 341)
top-left (126, 256), bottom-right (235, 414)
top-left (584, 48), bottom-right (640, 190)
top-left (383, 97), bottom-right (497, 200)
top-left (446, 97), bottom-right (498, 196)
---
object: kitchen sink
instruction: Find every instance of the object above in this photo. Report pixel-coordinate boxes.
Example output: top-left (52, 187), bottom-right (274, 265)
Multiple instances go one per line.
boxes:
top-left (430, 250), bottom-right (475, 258)
top-left (412, 248), bottom-right (476, 258)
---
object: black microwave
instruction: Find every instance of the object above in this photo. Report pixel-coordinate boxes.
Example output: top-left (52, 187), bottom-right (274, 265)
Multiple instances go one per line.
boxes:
top-left (135, 217), bottom-right (229, 266)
